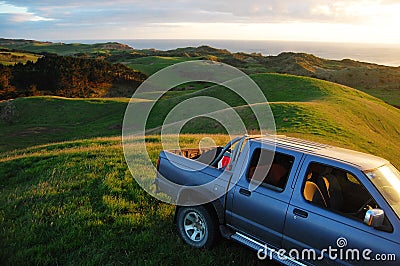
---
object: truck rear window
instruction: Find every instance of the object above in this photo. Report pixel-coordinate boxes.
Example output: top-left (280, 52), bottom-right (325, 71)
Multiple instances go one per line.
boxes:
top-left (247, 148), bottom-right (294, 191)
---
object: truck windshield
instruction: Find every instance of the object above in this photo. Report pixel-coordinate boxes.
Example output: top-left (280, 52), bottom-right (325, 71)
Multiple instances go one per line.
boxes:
top-left (365, 164), bottom-right (400, 219)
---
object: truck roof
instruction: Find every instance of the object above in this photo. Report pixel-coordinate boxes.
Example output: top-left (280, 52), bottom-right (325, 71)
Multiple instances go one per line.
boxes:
top-left (253, 135), bottom-right (388, 171)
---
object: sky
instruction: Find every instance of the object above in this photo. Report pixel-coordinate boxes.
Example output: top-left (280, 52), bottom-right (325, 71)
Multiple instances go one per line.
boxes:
top-left (1, 0), bottom-right (400, 44)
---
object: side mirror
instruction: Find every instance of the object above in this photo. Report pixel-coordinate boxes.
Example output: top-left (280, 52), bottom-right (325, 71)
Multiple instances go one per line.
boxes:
top-left (364, 209), bottom-right (385, 228)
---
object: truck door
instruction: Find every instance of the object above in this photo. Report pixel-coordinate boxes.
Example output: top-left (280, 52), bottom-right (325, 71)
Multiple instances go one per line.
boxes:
top-left (283, 156), bottom-right (399, 265)
top-left (226, 142), bottom-right (303, 249)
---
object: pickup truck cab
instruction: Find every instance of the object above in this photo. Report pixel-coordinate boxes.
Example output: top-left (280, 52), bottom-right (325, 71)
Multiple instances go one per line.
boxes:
top-left (155, 135), bottom-right (400, 265)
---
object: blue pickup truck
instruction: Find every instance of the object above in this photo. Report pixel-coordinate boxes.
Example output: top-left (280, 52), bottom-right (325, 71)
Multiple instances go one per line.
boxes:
top-left (155, 135), bottom-right (400, 265)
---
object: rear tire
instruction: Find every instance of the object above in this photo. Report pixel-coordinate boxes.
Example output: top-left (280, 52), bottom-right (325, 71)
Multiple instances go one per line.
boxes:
top-left (176, 206), bottom-right (218, 248)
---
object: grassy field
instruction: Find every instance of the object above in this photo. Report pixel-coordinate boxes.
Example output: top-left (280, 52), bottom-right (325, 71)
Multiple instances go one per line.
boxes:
top-left (1, 73), bottom-right (400, 265)
top-left (1, 135), bottom-right (275, 265)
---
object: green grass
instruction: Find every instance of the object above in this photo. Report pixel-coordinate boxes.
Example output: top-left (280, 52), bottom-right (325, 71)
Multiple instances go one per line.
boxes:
top-left (356, 86), bottom-right (400, 107)
top-left (126, 56), bottom-right (198, 75)
top-left (0, 97), bottom-right (129, 152)
top-left (1, 73), bottom-right (400, 264)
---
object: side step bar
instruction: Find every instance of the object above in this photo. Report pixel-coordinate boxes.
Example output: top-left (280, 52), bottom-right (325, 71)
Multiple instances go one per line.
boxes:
top-left (231, 232), bottom-right (306, 266)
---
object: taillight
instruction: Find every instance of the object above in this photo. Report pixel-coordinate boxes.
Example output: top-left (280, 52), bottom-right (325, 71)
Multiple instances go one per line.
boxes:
top-left (156, 157), bottom-right (161, 171)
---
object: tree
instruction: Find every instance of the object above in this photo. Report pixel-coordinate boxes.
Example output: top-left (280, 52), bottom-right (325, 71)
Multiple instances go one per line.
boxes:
top-left (0, 65), bottom-right (17, 100)
top-left (0, 54), bottom-right (147, 100)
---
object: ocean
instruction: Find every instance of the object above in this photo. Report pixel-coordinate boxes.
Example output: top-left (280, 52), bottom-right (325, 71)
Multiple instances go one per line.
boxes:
top-left (61, 39), bottom-right (400, 67)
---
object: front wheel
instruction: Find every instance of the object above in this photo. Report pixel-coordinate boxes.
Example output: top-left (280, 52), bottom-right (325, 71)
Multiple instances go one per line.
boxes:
top-left (176, 206), bottom-right (218, 248)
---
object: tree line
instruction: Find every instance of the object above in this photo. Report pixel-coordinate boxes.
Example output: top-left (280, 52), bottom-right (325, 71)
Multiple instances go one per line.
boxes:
top-left (0, 54), bottom-right (147, 100)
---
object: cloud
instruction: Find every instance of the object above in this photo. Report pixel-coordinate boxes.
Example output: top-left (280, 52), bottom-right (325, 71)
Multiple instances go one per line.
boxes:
top-left (0, 0), bottom-right (376, 25)
top-left (0, 1), bottom-right (54, 22)
top-left (0, 0), bottom-right (399, 42)
top-left (10, 13), bottom-right (52, 22)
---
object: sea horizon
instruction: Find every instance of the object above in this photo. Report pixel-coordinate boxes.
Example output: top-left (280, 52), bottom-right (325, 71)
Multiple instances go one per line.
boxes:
top-left (52, 39), bottom-right (400, 67)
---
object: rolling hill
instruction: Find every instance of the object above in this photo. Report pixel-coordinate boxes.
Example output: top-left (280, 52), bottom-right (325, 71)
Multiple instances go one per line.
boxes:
top-left (144, 73), bottom-right (400, 167)
top-left (1, 73), bottom-right (399, 165)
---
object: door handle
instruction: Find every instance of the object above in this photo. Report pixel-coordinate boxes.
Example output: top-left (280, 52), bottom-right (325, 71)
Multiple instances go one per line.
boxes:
top-left (293, 208), bottom-right (308, 218)
top-left (239, 188), bottom-right (251, 197)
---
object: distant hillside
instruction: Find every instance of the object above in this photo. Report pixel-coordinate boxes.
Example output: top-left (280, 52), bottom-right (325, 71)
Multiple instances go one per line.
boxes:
top-left (0, 38), bottom-right (133, 56)
top-left (0, 38), bottom-right (53, 46)
top-left (0, 38), bottom-right (399, 105)
top-left (259, 52), bottom-right (400, 106)
top-left (114, 45), bottom-right (400, 106)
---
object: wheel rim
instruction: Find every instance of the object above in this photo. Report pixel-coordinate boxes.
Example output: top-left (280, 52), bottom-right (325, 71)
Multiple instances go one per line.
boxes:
top-left (183, 211), bottom-right (207, 242)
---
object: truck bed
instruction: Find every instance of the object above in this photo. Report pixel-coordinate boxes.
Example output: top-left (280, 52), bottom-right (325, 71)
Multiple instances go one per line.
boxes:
top-left (167, 147), bottom-right (219, 160)
top-left (156, 146), bottom-right (232, 205)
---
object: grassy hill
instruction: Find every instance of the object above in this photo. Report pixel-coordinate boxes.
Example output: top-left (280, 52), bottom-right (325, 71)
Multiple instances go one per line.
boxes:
top-left (261, 53), bottom-right (400, 106)
top-left (1, 73), bottom-right (399, 163)
top-left (0, 97), bottom-right (129, 152)
top-left (1, 73), bottom-right (400, 264)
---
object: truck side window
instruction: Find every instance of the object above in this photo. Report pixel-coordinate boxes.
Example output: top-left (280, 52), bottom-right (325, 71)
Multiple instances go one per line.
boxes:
top-left (247, 148), bottom-right (294, 190)
top-left (303, 163), bottom-right (379, 221)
